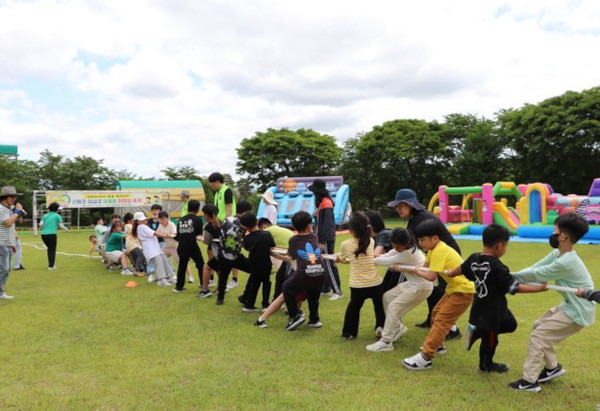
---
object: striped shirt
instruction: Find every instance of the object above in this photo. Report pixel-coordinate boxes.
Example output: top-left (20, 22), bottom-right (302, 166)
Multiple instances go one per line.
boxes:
top-left (339, 237), bottom-right (382, 288)
top-left (0, 203), bottom-right (16, 247)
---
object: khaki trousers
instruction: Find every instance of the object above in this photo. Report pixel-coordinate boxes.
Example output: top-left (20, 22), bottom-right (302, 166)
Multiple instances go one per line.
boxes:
top-left (381, 283), bottom-right (432, 343)
top-left (522, 305), bottom-right (583, 383)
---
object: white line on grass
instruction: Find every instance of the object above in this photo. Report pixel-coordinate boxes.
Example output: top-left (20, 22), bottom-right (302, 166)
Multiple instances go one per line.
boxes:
top-left (21, 242), bottom-right (102, 259)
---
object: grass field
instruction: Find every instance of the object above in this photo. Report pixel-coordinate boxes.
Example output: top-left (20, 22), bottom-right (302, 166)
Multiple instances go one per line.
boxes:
top-left (1, 228), bottom-right (599, 410)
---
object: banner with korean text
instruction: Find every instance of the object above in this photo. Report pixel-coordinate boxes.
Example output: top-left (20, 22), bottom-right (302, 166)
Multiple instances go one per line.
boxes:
top-left (45, 191), bottom-right (152, 208)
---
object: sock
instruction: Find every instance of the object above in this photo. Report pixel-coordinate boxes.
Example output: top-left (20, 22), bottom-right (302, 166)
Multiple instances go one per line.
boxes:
top-left (258, 315), bottom-right (265, 322)
top-left (210, 275), bottom-right (214, 280)
top-left (450, 325), bottom-right (457, 332)
top-left (233, 278), bottom-right (238, 283)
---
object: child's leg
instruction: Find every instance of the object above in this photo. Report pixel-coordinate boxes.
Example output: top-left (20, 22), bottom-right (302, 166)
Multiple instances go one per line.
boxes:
top-left (202, 263), bottom-right (212, 290)
top-left (372, 284), bottom-right (385, 329)
top-left (342, 287), bottom-right (369, 338)
top-left (190, 250), bottom-right (204, 285)
top-left (273, 261), bottom-right (289, 300)
top-left (260, 293), bottom-right (285, 321)
top-left (381, 284), bottom-right (431, 343)
top-left (306, 289), bottom-right (321, 324)
top-left (217, 260), bottom-right (233, 300)
top-left (175, 254), bottom-right (190, 290)
top-left (283, 279), bottom-right (301, 319)
top-left (261, 271), bottom-right (272, 308)
top-left (422, 292), bottom-right (474, 359)
top-left (522, 306), bottom-right (583, 383)
top-left (243, 271), bottom-right (262, 309)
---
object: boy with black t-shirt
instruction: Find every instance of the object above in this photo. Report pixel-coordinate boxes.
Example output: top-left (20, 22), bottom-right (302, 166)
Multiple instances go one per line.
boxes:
top-left (199, 204), bottom-right (220, 298)
top-left (447, 224), bottom-right (546, 373)
top-left (174, 200), bottom-right (204, 292)
top-left (238, 212), bottom-right (275, 312)
top-left (283, 211), bottom-right (326, 331)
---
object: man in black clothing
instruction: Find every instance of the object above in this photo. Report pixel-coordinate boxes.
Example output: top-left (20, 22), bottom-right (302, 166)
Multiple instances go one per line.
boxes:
top-left (388, 188), bottom-right (462, 339)
top-left (174, 200), bottom-right (204, 292)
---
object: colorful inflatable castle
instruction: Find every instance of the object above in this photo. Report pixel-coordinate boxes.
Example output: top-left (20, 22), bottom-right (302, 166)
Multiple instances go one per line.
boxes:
top-left (430, 179), bottom-right (600, 242)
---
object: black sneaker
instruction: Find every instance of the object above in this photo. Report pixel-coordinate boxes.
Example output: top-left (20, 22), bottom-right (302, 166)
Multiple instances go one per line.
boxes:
top-left (537, 364), bottom-right (566, 383)
top-left (415, 319), bottom-right (431, 328)
top-left (215, 299), bottom-right (224, 306)
top-left (508, 378), bottom-right (541, 393)
top-left (285, 313), bottom-right (305, 331)
top-left (197, 289), bottom-right (212, 299)
top-left (445, 328), bottom-right (462, 341)
top-left (253, 319), bottom-right (268, 328)
top-left (480, 362), bottom-right (509, 373)
top-left (237, 295), bottom-right (246, 305)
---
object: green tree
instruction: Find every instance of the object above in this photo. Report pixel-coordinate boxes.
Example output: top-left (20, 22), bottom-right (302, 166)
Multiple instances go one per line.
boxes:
top-left (498, 87), bottom-right (600, 194)
top-left (236, 128), bottom-right (342, 191)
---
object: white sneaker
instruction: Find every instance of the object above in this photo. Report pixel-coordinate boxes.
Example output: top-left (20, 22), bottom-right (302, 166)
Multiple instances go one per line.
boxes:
top-left (168, 276), bottom-right (177, 285)
top-left (329, 293), bottom-right (343, 301)
top-left (188, 277), bottom-right (195, 283)
top-left (366, 340), bottom-right (394, 352)
top-left (147, 274), bottom-right (157, 283)
top-left (391, 325), bottom-right (409, 342)
top-left (227, 280), bottom-right (238, 289)
top-left (402, 352), bottom-right (432, 370)
top-left (208, 279), bottom-right (216, 287)
top-left (48, 266), bottom-right (58, 270)
top-left (157, 279), bottom-right (171, 287)
top-left (0, 293), bottom-right (15, 299)
top-left (121, 268), bottom-right (133, 276)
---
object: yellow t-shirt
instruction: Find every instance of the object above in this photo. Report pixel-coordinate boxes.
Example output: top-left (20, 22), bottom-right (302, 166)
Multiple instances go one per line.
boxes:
top-left (339, 237), bottom-right (382, 288)
top-left (426, 241), bottom-right (474, 294)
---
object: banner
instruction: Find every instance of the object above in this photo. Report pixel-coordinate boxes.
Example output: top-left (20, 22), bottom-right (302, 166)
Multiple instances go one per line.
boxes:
top-left (45, 191), bottom-right (152, 208)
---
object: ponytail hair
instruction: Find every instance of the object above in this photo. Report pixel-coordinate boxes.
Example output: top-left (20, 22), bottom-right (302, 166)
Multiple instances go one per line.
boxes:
top-left (349, 211), bottom-right (372, 257)
top-left (390, 227), bottom-right (417, 253)
top-left (132, 220), bottom-right (142, 238)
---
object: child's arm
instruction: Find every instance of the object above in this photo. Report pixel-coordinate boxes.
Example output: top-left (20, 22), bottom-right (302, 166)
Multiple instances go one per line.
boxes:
top-left (396, 262), bottom-right (437, 281)
top-left (510, 282), bottom-right (548, 294)
top-left (443, 266), bottom-right (462, 278)
top-left (271, 250), bottom-right (292, 262)
top-left (576, 287), bottom-right (600, 302)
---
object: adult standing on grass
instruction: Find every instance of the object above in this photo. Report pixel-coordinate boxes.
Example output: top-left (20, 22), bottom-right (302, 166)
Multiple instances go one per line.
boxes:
top-left (388, 188), bottom-right (462, 340)
top-left (309, 178), bottom-right (342, 300)
top-left (261, 190), bottom-right (279, 225)
top-left (179, 190), bottom-right (190, 218)
top-left (0, 186), bottom-right (25, 299)
top-left (39, 202), bottom-right (69, 270)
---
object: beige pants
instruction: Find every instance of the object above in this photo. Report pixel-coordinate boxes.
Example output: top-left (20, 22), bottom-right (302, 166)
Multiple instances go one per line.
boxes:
top-left (381, 283), bottom-right (432, 343)
top-left (522, 305), bottom-right (583, 383)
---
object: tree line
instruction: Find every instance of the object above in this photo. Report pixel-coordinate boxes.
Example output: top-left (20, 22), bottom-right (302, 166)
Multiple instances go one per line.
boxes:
top-left (2, 86), bottom-right (599, 218)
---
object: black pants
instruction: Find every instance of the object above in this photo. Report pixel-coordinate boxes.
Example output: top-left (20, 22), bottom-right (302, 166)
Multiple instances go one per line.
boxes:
top-left (322, 240), bottom-right (341, 294)
top-left (283, 277), bottom-right (323, 323)
top-left (478, 309), bottom-right (518, 367)
top-left (41, 234), bottom-right (57, 268)
top-left (273, 261), bottom-right (291, 300)
top-left (241, 267), bottom-right (272, 309)
top-left (342, 285), bottom-right (385, 338)
top-left (129, 248), bottom-right (147, 273)
top-left (217, 255), bottom-right (250, 300)
top-left (176, 247), bottom-right (204, 290)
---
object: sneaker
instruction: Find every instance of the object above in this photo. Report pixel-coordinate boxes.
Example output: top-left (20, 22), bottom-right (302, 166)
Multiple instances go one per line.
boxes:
top-left (420, 345), bottom-right (447, 355)
top-left (341, 335), bottom-right (355, 341)
top-left (391, 325), bottom-right (409, 342)
top-left (208, 279), bottom-right (216, 287)
top-left (107, 265), bottom-right (116, 271)
top-left (157, 279), bottom-right (171, 287)
top-left (321, 290), bottom-right (333, 297)
top-left (537, 364), bottom-right (566, 383)
top-left (215, 299), bottom-right (224, 305)
top-left (254, 319), bottom-right (268, 328)
top-left (0, 293), bottom-right (15, 300)
top-left (329, 293), bottom-right (343, 301)
top-left (445, 328), bottom-right (462, 341)
top-left (242, 306), bottom-right (259, 312)
top-left (172, 287), bottom-right (188, 293)
top-left (375, 326), bottom-right (383, 338)
top-left (237, 295), bottom-right (246, 305)
top-left (121, 268), bottom-right (134, 276)
top-left (415, 319), bottom-right (430, 328)
top-left (285, 313), bottom-right (305, 331)
top-left (508, 378), bottom-right (541, 393)
top-left (48, 266), bottom-right (58, 271)
top-left (147, 274), bottom-right (157, 283)
top-left (480, 362), bottom-right (509, 373)
top-left (366, 340), bottom-right (394, 352)
top-left (198, 289), bottom-right (212, 299)
top-left (464, 324), bottom-right (478, 350)
top-left (308, 321), bottom-right (322, 328)
top-left (402, 352), bottom-right (433, 371)
top-left (227, 280), bottom-right (238, 290)
top-left (188, 277), bottom-right (195, 284)
top-left (168, 276), bottom-right (177, 285)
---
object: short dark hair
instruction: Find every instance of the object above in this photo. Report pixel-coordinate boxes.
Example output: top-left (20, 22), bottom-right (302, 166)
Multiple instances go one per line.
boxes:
top-left (48, 202), bottom-right (60, 212)
top-left (111, 213), bottom-right (121, 221)
top-left (202, 204), bottom-right (218, 217)
top-left (365, 210), bottom-right (386, 234)
top-left (390, 227), bottom-right (416, 250)
top-left (292, 211), bottom-right (312, 231)
top-left (188, 199), bottom-right (200, 213)
top-left (89, 234), bottom-right (96, 241)
top-left (92, 216), bottom-right (103, 225)
top-left (482, 224), bottom-right (510, 247)
top-left (208, 172), bottom-right (224, 183)
top-left (150, 204), bottom-right (163, 211)
top-left (258, 217), bottom-right (272, 228)
top-left (414, 218), bottom-right (446, 239)
top-left (237, 201), bottom-right (251, 214)
top-left (158, 211), bottom-right (169, 219)
top-left (556, 212), bottom-right (589, 243)
top-left (123, 212), bottom-right (134, 224)
top-left (239, 211), bottom-right (258, 229)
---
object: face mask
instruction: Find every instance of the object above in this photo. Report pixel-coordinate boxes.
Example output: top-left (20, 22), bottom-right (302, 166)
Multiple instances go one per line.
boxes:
top-left (549, 233), bottom-right (560, 248)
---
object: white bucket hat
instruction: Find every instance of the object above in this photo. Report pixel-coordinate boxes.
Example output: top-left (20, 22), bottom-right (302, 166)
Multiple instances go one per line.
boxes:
top-left (262, 190), bottom-right (278, 205)
top-left (133, 211), bottom-right (148, 221)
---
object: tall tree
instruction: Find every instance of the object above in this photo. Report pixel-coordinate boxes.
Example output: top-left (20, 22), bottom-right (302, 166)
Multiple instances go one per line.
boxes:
top-left (498, 86), bottom-right (600, 194)
top-left (236, 128), bottom-right (342, 191)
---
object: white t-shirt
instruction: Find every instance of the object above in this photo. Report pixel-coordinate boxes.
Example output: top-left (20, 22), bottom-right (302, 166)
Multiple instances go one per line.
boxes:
top-left (263, 204), bottom-right (278, 225)
top-left (374, 248), bottom-right (432, 290)
top-left (137, 224), bottom-right (161, 261)
top-left (157, 221), bottom-right (178, 248)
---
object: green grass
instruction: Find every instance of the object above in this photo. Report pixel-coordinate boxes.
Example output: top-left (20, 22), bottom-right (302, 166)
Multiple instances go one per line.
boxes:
top-left (1, 230), bottom-right (599, 410)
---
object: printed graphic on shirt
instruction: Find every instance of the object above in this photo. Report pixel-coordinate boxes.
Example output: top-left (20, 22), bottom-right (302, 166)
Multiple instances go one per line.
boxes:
top-left (178, 219), bottom-right (195, 234)
top-left (298, 243), bottom-right (325, 277)
top-left (470, 261), bottom-right (490, 298)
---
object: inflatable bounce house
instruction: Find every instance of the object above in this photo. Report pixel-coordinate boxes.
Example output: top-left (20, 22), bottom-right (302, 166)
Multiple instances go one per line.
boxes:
top-left (430, 179), bottom-right (600, 242)
top-left (257, 176), bottom-right (351, 228)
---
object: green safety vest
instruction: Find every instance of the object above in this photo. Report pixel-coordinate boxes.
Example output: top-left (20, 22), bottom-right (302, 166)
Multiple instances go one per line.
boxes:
top-left (214, 184), bottom-right (236, 222)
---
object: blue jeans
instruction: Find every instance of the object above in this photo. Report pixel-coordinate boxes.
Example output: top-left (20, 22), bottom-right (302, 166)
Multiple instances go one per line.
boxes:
top-left (0, 245), bottom-right (12, 295)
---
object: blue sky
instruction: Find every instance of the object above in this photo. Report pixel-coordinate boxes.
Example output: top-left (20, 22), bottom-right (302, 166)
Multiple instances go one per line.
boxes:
top-left (0, 0), bottom-right (599, 179)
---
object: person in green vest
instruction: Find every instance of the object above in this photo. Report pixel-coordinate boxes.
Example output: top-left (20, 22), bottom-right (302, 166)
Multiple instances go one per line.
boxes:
top-left (180, 190), bottom-right (190, 217)
top-left (39, 202), bottom-right (69, 270)
top-left (208, 171), bottom-right (238, 289)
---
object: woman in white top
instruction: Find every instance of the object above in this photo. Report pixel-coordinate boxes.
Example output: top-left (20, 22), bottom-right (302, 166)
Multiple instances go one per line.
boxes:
top-left (132, 212), bottom-right (176, 287)
top-left (366, 228), bottom-right (434, 352)
top-left (157, 211), bottom-right (194, 283)
top-left (261, 190), bottom-right (278, 225)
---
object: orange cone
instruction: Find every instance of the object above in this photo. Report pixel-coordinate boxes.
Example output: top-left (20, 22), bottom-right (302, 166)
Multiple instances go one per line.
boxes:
top-left (125, 280), bottom-right (138, 288)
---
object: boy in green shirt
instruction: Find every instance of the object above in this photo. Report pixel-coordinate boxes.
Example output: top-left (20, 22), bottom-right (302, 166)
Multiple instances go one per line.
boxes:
top-left (509, 212), bottom-right (595, 393)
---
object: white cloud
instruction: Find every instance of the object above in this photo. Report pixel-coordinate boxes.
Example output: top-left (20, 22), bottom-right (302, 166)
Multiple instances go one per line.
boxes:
top-left (0, 0), bottom-right (599, 180)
